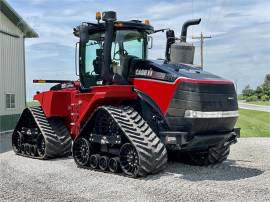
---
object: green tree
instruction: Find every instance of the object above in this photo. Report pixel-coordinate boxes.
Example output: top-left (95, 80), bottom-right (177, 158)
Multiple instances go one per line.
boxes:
top-left (242, 75), bottom-right (270, 102)
top-left (242, 85), bottom-right (254, 98)
top-left (262, 74), bottom-right (270, 97)
top-left (246, 95), bottom-right (258, 102)
top-left (255, 86), bottom-right (263, 99)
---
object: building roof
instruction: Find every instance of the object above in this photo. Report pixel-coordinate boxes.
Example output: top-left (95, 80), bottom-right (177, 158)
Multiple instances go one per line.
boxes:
top-left (0, 0), bottom-right (38, 38)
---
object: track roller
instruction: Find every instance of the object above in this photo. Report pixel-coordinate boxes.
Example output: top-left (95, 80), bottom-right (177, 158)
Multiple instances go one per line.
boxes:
top-left (99, 156), bottom-right (109, 171)
top-left (25, 145), bottom-right (31, 155)
top-left (30, 145), bottom-right (37, 156)
top-left (108, 157), bottom-right (120, 173)
top-left (89, 154), bottom-right (100, 169)
top-left (36, 136), bottom-right (46, 158)
top-left (21, 144), bottom-right (25, 154)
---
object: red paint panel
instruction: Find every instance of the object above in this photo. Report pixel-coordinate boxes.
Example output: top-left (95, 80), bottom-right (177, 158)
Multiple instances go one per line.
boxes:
top-left (76, 85), bottom-right (137, 125)
top-left (34, 91), bottom-right (72, 117)
top-left (34, 85), bottom-right (137, 139)
top-left (132, 78), bottom-right (179, 113)
top-left (132, 77), bottom-right (233, 114)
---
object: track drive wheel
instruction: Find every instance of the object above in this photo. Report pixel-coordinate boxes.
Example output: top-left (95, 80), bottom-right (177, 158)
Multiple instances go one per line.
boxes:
top-left (120, 143), bottom-right (140, 177)
top-left (73, 137), bottom-right (91, 166)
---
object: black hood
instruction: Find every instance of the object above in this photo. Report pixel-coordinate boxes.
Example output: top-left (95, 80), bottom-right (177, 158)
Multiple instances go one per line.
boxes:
top-left (129, 59), bottom-right (228, 82)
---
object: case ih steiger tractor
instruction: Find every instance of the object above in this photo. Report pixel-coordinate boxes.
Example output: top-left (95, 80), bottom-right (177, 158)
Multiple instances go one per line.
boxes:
top-left (12, 11), bottom-right (240, 177)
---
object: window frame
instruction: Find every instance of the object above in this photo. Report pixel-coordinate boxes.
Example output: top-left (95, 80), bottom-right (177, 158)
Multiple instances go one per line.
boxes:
top-left (5, 93), bottom-right (16, 109)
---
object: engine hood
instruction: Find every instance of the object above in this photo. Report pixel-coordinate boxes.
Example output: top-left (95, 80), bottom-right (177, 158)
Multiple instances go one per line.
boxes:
top-left (129, 59), bottom-right (230, 83)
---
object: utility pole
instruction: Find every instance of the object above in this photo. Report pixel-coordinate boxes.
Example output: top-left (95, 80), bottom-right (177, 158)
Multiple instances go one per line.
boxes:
top-left (192, 32), bottom-right (212, 68)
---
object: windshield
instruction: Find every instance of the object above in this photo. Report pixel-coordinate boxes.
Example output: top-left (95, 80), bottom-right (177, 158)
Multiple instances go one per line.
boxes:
top-left (80, 30), bottom-right (147, 87)
top-left (113, 30), bottom-right (146, 59)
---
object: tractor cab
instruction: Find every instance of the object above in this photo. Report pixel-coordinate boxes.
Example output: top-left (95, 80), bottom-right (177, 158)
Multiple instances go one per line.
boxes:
top-left (73, 11), bottom-right (153, 89)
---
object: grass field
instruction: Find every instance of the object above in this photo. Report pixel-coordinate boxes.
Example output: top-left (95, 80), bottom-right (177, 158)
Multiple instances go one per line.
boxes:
top-left (236, 109), bottom-right (270, 137)
top-left (248, 101), bottom-right (270, 106)
top-left (26, 101), bottom-right (40, 107)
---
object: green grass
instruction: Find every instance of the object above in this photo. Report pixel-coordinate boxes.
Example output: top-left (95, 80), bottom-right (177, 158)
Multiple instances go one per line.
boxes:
top-left (26, 101), bottom-right (40, 107)
top-left (247, 101), bottom-right (270, 106)
top-left (236, 109), bottom-right (270, 137)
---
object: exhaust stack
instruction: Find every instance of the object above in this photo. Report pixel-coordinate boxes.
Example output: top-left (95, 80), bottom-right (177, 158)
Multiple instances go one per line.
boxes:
top-left (180, 19), bottom-right (201, 42)
top-left (169, 19), bottom-right (201, 65)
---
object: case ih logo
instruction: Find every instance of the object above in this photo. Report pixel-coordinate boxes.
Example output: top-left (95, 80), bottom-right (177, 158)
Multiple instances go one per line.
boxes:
top-left (135, 69), bottom-right (153, 77)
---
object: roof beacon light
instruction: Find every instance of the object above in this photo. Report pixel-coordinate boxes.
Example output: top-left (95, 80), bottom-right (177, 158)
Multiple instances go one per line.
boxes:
top-left (96, 11), bottom-right (101, 22)
top-left (144, 19), bottom-right (150, 25)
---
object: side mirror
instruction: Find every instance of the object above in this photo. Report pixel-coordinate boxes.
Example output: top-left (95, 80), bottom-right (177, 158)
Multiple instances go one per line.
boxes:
top-left (147, 36), bottom-right (153, 49)
top-left (79, 25), bottom-right (89, 44)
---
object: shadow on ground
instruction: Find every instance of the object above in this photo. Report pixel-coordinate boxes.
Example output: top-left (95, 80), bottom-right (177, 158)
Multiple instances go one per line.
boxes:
top-left (145, 159), bottom-right (263, 182)
top-left (1, 133), bottom-right (264, 182)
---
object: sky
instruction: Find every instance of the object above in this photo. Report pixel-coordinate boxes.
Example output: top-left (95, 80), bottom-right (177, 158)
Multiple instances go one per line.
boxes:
top-left (7, 0), bottom-right (270, 100)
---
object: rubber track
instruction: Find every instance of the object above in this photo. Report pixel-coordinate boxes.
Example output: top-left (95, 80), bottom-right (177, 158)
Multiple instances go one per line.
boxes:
top-left (13, 106), bottom-right (72, 159)
top-left (101, 106), bottom-right (168, 176)
top-left (208, 145), bottom-right (230, 164)
top-left (187, 144), bottom-right (231, 166)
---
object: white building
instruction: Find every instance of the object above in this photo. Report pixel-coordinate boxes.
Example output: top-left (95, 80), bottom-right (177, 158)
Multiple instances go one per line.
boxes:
top-left (0, 0), bottom-right (38, 132)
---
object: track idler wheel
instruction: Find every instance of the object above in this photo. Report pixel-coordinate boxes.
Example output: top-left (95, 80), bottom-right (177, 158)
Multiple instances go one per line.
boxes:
top-left (89, 154), bottom-right (100, 169)
top-left (99, 156), bottom-right (109, 171)
top-left (73, 137), bottom-right (91, 166)
top-left (108, 157), bottom-right (120, 173)
top-left (120, 143), bottom-right (139, 177)
top-left (12, 131), bottom-right (23, 153)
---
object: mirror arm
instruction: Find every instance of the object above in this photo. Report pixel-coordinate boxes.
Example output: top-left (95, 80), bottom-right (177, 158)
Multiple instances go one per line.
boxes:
top-left (148, 36), bottom-right (153, 49)
top-left (75, 42), bottom-right (79, 76)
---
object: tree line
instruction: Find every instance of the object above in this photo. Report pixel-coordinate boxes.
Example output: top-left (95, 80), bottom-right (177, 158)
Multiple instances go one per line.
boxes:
top-left (241, 74), bottom-right (270, 102)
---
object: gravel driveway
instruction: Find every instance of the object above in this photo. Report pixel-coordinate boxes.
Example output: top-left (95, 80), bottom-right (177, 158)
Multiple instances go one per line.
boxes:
top-left (1, 138), bottom-right (270, 202)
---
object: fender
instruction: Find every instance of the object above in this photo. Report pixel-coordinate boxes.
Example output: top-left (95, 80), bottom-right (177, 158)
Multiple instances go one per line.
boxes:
top-left (134, 89), bottom-right (169, 135)
top-left (75, 107), bottom-right (100, 140)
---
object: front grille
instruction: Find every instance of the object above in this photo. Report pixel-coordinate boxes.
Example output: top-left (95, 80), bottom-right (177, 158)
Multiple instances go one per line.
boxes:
top-left (166, 82), bottom-right (238, 134)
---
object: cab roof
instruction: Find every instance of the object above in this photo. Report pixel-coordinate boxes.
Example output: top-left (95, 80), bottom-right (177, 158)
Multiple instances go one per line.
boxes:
top-left (73, 20), bottom-right (154, 37)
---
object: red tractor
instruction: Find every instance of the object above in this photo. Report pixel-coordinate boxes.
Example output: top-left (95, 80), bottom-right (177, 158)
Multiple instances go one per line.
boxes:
top-left (12, 11), bottom-right (239, 177)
